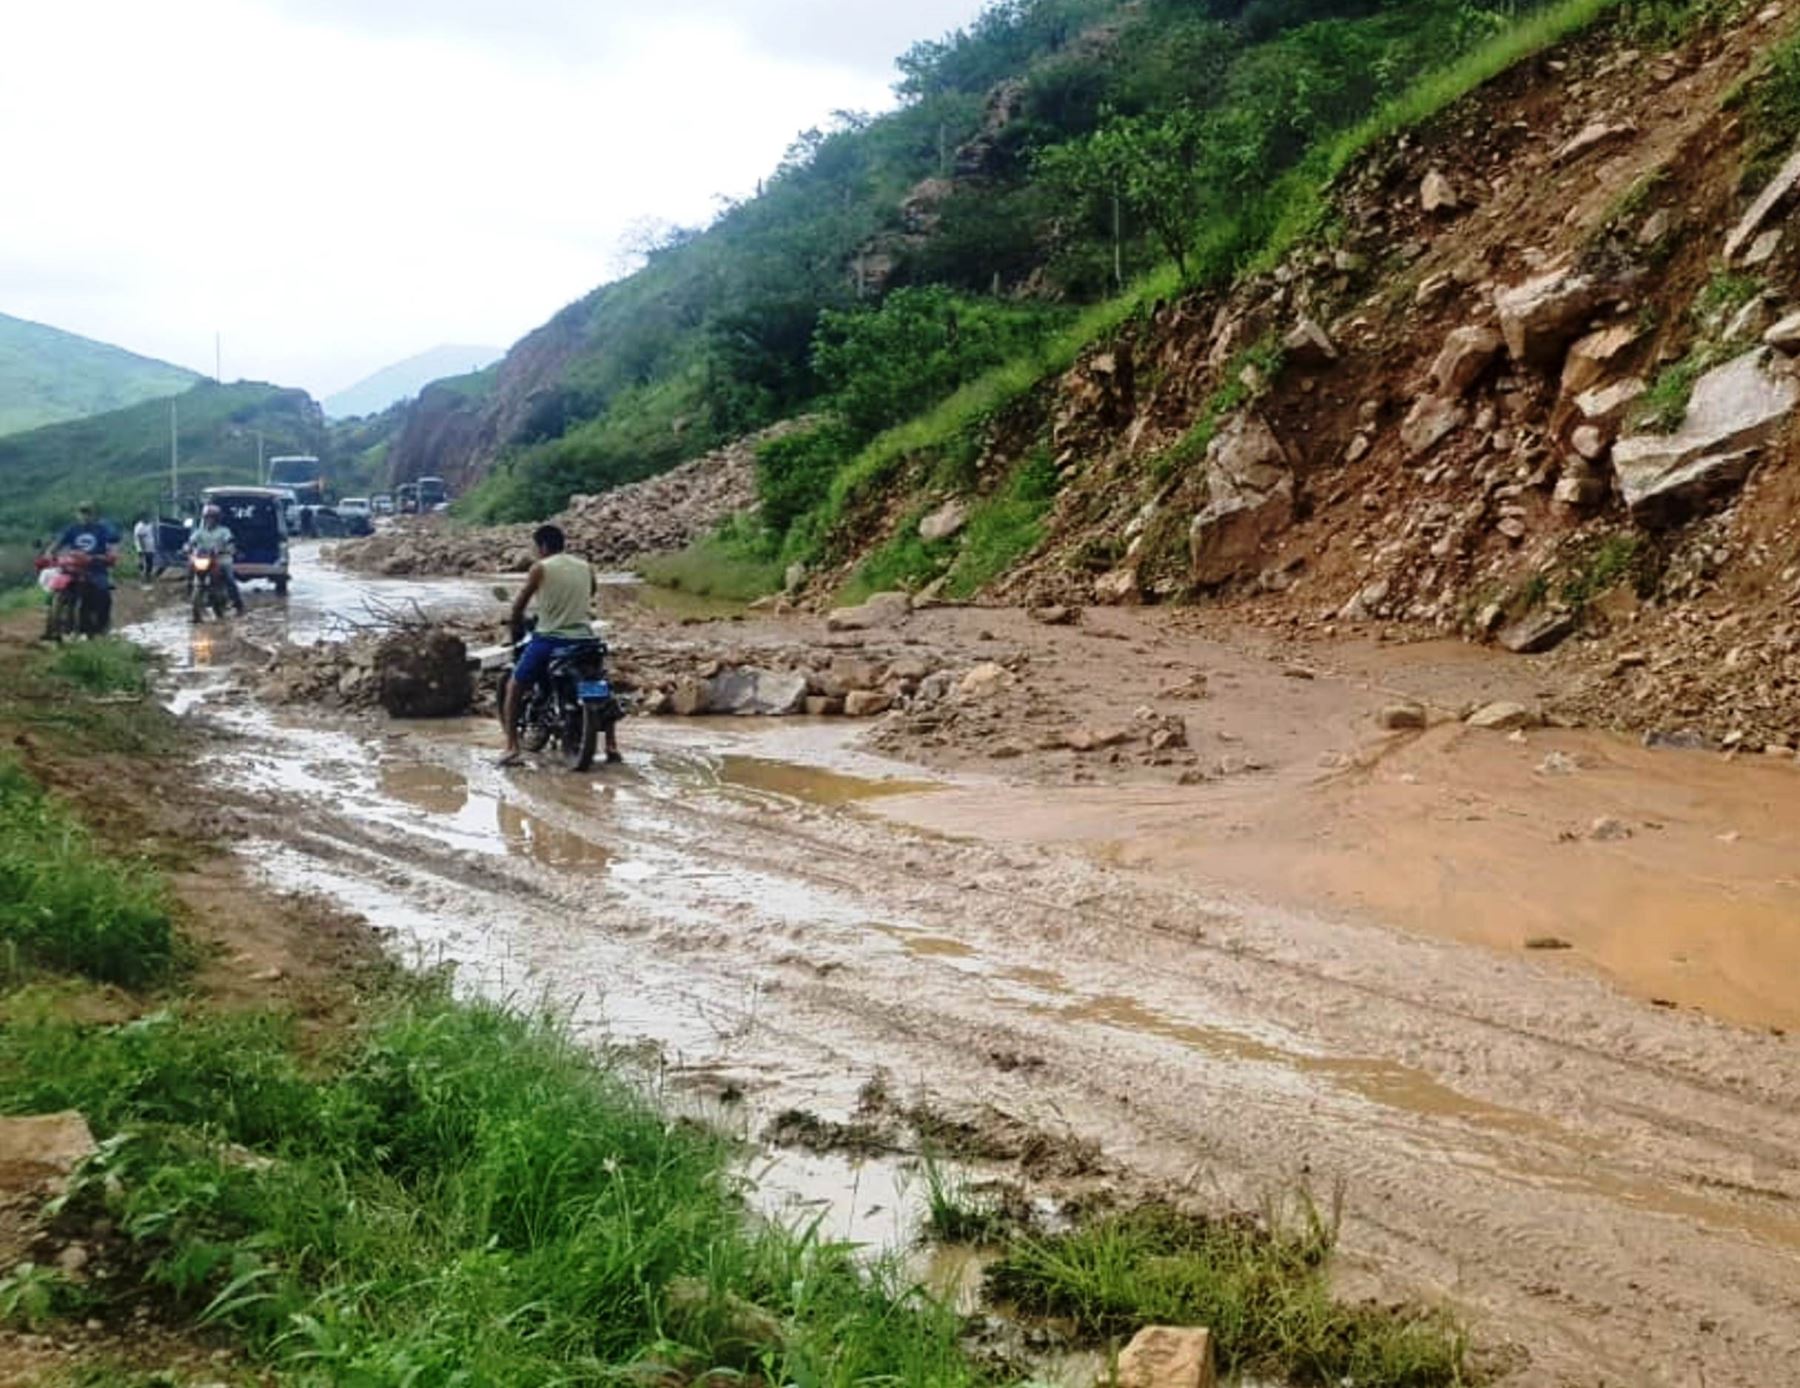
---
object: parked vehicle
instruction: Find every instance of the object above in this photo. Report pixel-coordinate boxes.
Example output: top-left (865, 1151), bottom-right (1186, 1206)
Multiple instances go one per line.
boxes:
top-left (201, 487), bottom-right (290, 596)
top-left (418, 476), bottom-right (449, 511)
top-left (268, 455), bottom-right (327, 507)
top-left (500, 627), bottom-right (622, 772)
top-left (337, 498), bottom-right (374, 536)
top-left (396, 482), bottom-right (420, 515)
top-left (188, 549), bottom-right (231, 622)
top-left (371, 493), bottom-right (395, 516)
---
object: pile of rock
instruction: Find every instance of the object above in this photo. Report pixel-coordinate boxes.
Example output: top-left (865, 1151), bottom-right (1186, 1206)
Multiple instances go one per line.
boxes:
top-left (332, 420), bottom-right (811, 578)
top-left (255, 629), bottom-right (478, 718)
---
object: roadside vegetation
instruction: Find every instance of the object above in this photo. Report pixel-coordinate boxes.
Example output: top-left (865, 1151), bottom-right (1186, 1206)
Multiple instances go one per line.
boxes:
top-left (590, 0), bottom-right (1728, 603)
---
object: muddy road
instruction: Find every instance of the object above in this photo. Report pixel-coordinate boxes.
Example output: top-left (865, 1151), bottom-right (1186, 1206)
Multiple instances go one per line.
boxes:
top-left (132, 546), bottom-right (1800, 1387)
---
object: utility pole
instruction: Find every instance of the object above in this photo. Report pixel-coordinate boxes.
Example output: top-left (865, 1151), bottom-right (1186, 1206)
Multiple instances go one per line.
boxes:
top-left (215, 332), bottom-right (221, 383)
top-left (256, 430), bottom-right (265, 484)
top-left (169, 401), bottom-right (180, 516)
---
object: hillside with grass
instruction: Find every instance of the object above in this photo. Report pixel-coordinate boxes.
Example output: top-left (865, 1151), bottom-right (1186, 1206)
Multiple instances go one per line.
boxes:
top-left (0, 381), bottom-right (326, 545)
top-left (404, 0), bottom-right (1614, 522)
top-left (0, 312), bottom-right (198, 438)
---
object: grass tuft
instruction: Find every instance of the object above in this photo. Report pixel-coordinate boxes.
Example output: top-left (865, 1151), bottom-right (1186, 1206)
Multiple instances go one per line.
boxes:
top-left (50, 638), bottom-right (150, 696)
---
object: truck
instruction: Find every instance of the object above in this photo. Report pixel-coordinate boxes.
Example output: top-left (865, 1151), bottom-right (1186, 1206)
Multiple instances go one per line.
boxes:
top-left (267, 455), bottom-right (328, 507)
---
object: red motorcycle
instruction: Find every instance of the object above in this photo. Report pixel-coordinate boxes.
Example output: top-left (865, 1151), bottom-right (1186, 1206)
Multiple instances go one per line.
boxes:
top-left (34, 552), bottom-right (100, 641)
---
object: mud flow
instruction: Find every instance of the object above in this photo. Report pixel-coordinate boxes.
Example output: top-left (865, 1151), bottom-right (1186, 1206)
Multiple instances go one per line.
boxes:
top-left (130, 547), bottom-right (1800, 1387)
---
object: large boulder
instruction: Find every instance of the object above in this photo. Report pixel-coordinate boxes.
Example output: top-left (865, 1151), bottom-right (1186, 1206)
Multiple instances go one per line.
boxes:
top-left (1561, 324), bottom-right (1640, 397)
top-left (1188, 413), bottom-right (1295, 585)
top-left (1495, 263), bottom-right (1608, 368)
top-left (1431, 326), bottom-right (1504, 396)
top-left (705, 667), bottom-right (808, 716)
top-left (1724, 141), bottom-right (1800, 263)
top-left (1400, 394), bottom-right (1468, 457)
top-left (1612, 349), bottom-right (1800, 526)
top-left (918, 498), bottom-right (970, 543)
top-left (825, 591), bottom-right (911, 632)
top-left (1282, 317), bottom-right (1338, 369)
top-left (376, 631), bottom-right (472, 718)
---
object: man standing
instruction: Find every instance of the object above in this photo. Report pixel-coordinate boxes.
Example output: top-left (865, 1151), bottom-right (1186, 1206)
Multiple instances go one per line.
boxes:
top-left (499, 524), bottom-right (621, 766)
top-left (132, 514), bottom-right (157, 582)
top-left (185, 503), bottom-right (247, 616)
top-left (51, 502), bottom-right (120, 636)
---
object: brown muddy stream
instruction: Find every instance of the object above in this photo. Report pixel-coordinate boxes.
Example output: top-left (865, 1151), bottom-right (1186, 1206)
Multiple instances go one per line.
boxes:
top-left (129, 546), bottom-right (1800, 1387)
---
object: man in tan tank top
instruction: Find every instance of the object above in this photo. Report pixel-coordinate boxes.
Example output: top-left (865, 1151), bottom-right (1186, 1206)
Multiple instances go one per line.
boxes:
top-left (500, 524), bottom-right (621, 765)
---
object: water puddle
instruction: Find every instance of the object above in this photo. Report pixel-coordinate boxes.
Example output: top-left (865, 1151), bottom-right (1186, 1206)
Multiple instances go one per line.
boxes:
top-left (710, 754), bottom-right (937, 807)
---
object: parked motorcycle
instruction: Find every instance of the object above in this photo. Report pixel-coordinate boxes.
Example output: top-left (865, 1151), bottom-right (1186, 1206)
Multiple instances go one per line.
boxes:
top-left (189, 549), bottom-right (231, 623)
top-left (501, 629), bottom-right (623, 771)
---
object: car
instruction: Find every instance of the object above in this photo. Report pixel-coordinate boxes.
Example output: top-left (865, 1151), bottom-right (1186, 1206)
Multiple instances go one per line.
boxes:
top-left (371, 493), bottom-right (395, 516)
top-left (337, 498), bottom-right (374, 537)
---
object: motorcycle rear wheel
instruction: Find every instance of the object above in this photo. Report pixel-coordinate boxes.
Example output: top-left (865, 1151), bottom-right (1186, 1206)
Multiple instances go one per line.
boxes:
top-left (560, 703), bottom-right (598, 772)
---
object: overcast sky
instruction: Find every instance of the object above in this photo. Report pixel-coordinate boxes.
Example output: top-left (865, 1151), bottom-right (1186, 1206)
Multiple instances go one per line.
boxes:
top-left (0, 0), bottom-right (987, 397)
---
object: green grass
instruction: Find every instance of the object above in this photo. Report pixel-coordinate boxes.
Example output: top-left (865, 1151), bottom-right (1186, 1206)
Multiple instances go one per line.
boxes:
top-left (50, 638), bottom-right (151, 696)
top-left (840, 521), bottom-right (955, 604)
top-left (0, 582), bottom-right (40, 615)
top-left (0, 994), bottom-right (1003, 1387)
top-left (987, 1200), bottom-right (1469, 1386)
top-left (0, 757), bottom-right (175, 989)
top-left (1560, 533), bottom-right (1643, 609)
top-left (1739, 28), bottom-right (1800, 189)
top-left (635, 529), bottom-right (786, 602)
top-left (945, 449), bottom-right (1061, 599)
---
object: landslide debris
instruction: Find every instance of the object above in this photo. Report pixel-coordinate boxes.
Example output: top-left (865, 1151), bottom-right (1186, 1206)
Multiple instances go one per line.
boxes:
top-left (332, 421), bottom-right (809, 577)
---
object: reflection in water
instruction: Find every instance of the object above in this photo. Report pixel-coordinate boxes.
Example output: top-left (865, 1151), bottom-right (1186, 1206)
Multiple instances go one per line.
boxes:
top-left (712, 755), bottom-right (936, 807)
top-left (496, 799), bottom-right (611, 872)
top-left (379, 762), bottom-right (470, 816)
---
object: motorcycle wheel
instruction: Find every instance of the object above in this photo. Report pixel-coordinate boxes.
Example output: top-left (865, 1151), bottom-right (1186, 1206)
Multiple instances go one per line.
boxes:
top-left (51, 591), bottom-right (79, 641)
top-left (210, 586), bottom-right (227, 619)
top-left (560, 702), bottom-right (598, 772)
top-left (190, 590), bottom-right (205, 623)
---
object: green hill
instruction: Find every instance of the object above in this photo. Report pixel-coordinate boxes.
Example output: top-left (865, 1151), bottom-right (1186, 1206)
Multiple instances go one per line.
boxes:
top-left (402, 0), bottom-right (1614, 536)
top-left (0, 313), bottom-right (199, 437)
top-left (0, 381), bottom-right (327, 546)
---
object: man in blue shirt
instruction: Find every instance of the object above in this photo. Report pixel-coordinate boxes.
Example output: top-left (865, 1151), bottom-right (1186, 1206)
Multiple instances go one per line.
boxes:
top-left (50, 502), bottom-right (120, 636)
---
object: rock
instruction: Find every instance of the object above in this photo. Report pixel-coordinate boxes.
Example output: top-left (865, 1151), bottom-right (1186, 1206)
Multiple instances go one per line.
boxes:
top-left (1724, 141), bottom-right (1800, 262)
top-left (1554, 120), bottom-right (1634, 163)
top-left (1400, 395), bottom-right (1468, 457)
top-left (803, 695), bottom-right (843, 716)
top-left (707, 668), bottom-right (808, 716)
top-left (1467, 700), bottom-right (1541, 730)
top-left (1344, 433), bottom-right (1372, 464)
top-left (825, 591), bottom-right (911, 632)
top-left (1415, 270), bottom-right (1458, 308)
top-left (1561, 324), bottom-right (1640, 397)
top-left (669, 677), bottom-right (709, 716)
top-left (0, 1113), bottom-right (96, 1191)
top-left (1588, 816), bottom-right (1633, 842)
top-left (1116, 1325), bottom-right (1216, 1388)
top-left (918, 498), bottom-right (971, 543)
top-left (843, 689), bottom-right (893, 717)
top-left (1333, 248), bottom-right (1367, 273)
top-left (1282, 316), bottom-right (1338, 368)
top-left (958, 663), bottom-right (1011, 700)
top-left (1420, 169), bottom-right (1459, 212)
top-left (1764, 310), bottom-right (1800, 352)
top-left (1379, 702), bottom-right (1427, 730)
top-left (1574, 376), bottom-right (1647, 422)
top-left (1637, 207), bottom-right (1673, 246)
top-left (1725, 295), bottom-right (1774, 343)
top-left (1064, 724), bottom-right (1135, 753)
top-left (1554, 472), bottom-right (1609, 507)
top-left (1743, 228), bottom-right (1784, 268)
top-left (1188, 414), bottom-right (1296, 585)
top-left (1499, 608), bottom-right (1576, 654)
top-left (1495, 263), bottom-right (1608, 368)
top-left (376, 631), bottom-right (471, 718)
top-left (1571, 424), bottom-right (1609, 461)
top-left (783, 562), bottom-right (807, 592)
top-left (1028, 604), bottom-right (1078, 626)
top-left (1612, 350), bottom-right (1800, 525)
top-left (1432, 326), bottom-right (1505, 396)
top-left (1094, 568), bottom-right (1142, 605)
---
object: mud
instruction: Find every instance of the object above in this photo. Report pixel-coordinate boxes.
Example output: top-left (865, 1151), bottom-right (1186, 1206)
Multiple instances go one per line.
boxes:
top-left (126, 546), bottom-right (1800, 1387)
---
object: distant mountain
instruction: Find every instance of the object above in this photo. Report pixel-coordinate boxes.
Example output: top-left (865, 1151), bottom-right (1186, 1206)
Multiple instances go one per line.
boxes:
top-left (0, 312), bottom-right (199, 437)
top-left (323, 344), bottom-right (503, 419)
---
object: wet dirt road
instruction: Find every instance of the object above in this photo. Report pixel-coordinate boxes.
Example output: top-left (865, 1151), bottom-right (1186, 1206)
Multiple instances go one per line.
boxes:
top-left (133, 549), bottom-right (1800, 1387)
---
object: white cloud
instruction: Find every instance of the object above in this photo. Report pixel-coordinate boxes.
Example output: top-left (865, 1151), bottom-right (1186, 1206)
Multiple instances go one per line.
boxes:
top-left (0, 0), bottom-right (986, 397)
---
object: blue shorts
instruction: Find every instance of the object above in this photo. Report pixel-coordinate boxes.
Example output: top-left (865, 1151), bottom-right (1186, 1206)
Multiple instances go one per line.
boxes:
top-left (512, 634), bottom-right (586, 688)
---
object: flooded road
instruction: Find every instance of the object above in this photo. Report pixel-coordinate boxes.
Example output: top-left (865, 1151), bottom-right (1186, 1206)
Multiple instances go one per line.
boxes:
top-left (131, 547), bottom-right (1800, 1387)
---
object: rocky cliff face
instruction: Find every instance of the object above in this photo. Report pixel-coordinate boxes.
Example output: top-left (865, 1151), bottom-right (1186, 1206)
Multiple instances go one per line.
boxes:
top-left (823, 7), bottom-right (1800, 746)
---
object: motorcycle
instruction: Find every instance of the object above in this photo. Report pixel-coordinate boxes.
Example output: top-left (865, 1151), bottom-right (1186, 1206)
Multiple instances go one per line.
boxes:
top-left (34, 552), bottom-right (96, 641)
top-left (501, 626), bottom-right (623, 772)
top-left (188, 549), bottom-right (231, 623)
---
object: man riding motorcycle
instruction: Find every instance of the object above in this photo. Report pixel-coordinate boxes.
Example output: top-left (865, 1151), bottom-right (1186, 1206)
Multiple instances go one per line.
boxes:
top-left (184, 504), bottom-right (247, 617)
top-left (498, 524), bottom-right (621, 767)
top-left (45, 501), bottom-right (120, 638)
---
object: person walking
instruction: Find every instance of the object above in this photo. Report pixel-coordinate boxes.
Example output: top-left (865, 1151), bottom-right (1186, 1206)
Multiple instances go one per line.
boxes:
top-left (132, 514), bottom-right (157, 582)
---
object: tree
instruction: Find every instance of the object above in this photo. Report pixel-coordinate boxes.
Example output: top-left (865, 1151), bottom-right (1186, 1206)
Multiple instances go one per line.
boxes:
top-left (1037, 107), bottom-right (1208, 280)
